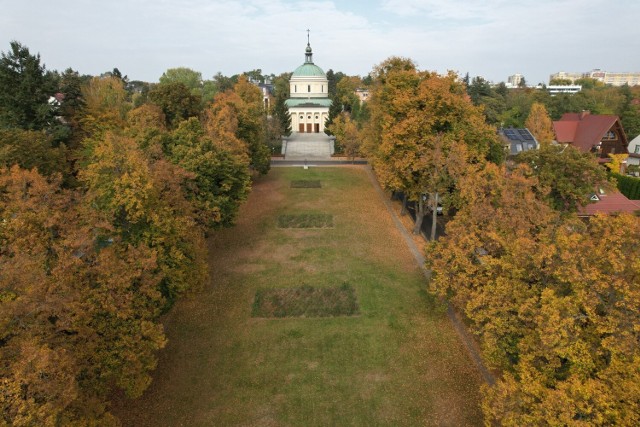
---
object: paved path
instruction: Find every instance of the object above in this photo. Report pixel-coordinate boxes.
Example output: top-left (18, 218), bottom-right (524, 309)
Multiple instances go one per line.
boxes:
top-left (363, 165), bottom-right (496, 386)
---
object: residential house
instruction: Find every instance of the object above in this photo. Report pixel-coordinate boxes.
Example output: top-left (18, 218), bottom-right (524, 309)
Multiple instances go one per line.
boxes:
top-left (578, 187), bottom-right (640, 217)
top-left (553, 111), bottom-right (628, 162)
top-left (627, 134), bottom-right (640, 168)
top-left (498, 128), bottom-right (539, 156)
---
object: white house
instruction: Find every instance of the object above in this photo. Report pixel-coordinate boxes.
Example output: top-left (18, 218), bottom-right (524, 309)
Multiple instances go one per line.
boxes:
top-left (627, 134), bottom-right (640, 167)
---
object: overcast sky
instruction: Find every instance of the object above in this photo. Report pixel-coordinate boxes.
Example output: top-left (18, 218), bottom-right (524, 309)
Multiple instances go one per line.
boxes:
top-left (1, 0), bottom-right (639, 84)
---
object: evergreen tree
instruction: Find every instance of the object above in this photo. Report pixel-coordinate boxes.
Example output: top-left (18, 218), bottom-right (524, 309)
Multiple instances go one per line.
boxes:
top-left (0, 41), bottom-right (57, 130)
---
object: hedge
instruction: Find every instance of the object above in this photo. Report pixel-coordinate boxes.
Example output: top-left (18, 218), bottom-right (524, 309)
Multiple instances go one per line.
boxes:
top-left (611, 173), bottom-right (640, 200)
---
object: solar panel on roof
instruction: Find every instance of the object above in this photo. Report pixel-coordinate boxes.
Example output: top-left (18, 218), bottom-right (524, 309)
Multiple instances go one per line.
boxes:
top-left (518, 129), bottom-right (534, 140)
top-left (503, 129), bottom-right (518, 140)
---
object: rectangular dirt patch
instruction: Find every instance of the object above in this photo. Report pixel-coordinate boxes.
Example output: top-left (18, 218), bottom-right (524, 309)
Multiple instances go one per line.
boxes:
top-left (277, 213), bottom-right (333, 228)
top-left (252, 284), bottom-right (359, 318)
top-left (291, 180), bottom-right (322, 188)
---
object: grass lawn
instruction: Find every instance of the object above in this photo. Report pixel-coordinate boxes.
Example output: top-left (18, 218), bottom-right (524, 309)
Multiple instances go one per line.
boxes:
top-left (111, 166), bottom-right (483, 426)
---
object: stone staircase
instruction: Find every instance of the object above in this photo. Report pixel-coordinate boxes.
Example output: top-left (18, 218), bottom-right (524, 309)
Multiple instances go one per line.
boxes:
top-left (283, 133), bottom-right (333, 160)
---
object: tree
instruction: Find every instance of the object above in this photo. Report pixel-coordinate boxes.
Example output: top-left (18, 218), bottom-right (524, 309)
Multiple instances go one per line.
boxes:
top-left (211, 71), bottom-right (236, 94)
top-left (605, 153), bottom-right (628, 174)
top-left (327, 112), bottom-right (361, 160)
top-left (515, 144), bottom-right (609, 212)
top-left (159, 67), bottom-right (203, 96)
top-left (78, 76), bottom-right (129, 138)
top-left (525, 102), bottom-right (555, 146)
top-left (169, 117), bottom-right (251, 229)
top-left (0, 41), bottom-right (57, 130)
top-left (428, 163), bottom-right (559, 369)
top-left (0, 128), bottom-right (68, 178)
top-left (148, 81), bottom-right (202, 128)
top-left (211, 76), bottom-right (270, 174)
top-left (0, 166), bottom-right (167, 424)
top-left (549, 78), bottom-right (573, 86)
top-left (365, 59), bottom-right (500, 236)
top-left (481, 214), bottom-right (640, 425)
top-left (271, 73), bottom-right (291, 138)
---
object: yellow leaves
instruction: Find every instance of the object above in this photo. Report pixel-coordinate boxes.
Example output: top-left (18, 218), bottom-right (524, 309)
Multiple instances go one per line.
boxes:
top-left (525, 102), bottom-right (555, 146)
top-left (605, 153), bottom-right (628, 174)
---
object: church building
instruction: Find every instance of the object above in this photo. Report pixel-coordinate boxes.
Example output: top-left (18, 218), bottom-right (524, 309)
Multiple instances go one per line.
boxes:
top-left (285, 37), bottom-right (331, 133)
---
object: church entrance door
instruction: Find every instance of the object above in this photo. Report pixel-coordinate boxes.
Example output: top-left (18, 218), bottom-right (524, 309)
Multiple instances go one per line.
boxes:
top-left (306, 123), bottom-right (312, 133)
top-left (299, 123), bottom-right (305, 133)
top-left (314, 123), bottom-right (320, 133)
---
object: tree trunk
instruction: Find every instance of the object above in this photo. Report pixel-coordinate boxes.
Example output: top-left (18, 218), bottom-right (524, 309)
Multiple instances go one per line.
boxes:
top-left (430, 192), bottom-right (439, 241)
top-left (400, 194), bottom-right (408, 216)
top-left (413, 197), bottom-right (425, 235)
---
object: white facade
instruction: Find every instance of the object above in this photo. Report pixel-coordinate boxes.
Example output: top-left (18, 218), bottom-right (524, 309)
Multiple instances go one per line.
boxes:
top-left (289, 106), bottom-right (330, 134)
top-left (507, 73), bottom-right (523, 87)
top-left (627, 135), bottom-right (640, 167)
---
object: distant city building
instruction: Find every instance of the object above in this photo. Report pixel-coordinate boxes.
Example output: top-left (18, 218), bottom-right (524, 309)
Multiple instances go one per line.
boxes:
top-left (550, 69), bottom-right (640, 86)
top-left (285, 38), bottom-right (331, 134)
top-left (549, 71), bottom-right (583, 83)
top-left (547, 85), bottom-right (582, 95)
top-left (506, 73), bottom-right (524, 88)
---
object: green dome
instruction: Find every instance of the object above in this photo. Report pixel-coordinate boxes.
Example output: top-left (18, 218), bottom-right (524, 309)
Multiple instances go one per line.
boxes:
top-left (292, 63), bottom-right (326, 77)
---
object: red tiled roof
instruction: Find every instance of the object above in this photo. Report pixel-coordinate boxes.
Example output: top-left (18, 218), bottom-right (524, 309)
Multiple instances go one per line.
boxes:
top-left (553, 112), bottom-right (618, 153)
top-left (554, 121), bottom-right (578, 143)
top-left (579, 191), bottom-right (640, 216)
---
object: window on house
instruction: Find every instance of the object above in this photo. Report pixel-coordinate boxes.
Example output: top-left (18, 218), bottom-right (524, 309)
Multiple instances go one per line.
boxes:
top-left (603, 130), bottom-right (616, 140)
top-left (308, 85), bottom-right (311, 92)
top-left (294, 85), bottom-right (297, 93)
top-left (635, 145), bottom-right (640, 154)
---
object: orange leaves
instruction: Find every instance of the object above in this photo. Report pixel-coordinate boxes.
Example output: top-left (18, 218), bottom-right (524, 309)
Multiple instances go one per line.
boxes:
top-left (430, 159), bottom-right (640, 423)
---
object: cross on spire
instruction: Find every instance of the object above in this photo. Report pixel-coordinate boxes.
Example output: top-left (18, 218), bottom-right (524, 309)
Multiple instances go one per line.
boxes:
top-left (307, 29), bottom-right (310, 45)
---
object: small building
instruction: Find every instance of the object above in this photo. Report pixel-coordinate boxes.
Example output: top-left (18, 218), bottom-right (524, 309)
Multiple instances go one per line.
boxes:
top-left (285, 39), bottom-right (331, 134)
top-left (553, 111), bottom-right (629, 161)
top-left (498, 128), bottom-right (539, 156)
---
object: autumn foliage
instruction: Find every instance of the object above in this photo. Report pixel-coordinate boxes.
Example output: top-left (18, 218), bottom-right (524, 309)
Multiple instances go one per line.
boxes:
top-left (428, 162), bottom-right (640, 425)
top-left (0, 47), bottom-right (268, 424)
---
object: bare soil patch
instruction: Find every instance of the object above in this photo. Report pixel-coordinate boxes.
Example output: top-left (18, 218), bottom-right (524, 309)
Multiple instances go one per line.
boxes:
top-left (251, 283), bottom-right (359, 318)
top-left (291, 180), bottom-right (321, 188)
top-left (277, 213), bottom-right (333, 228)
